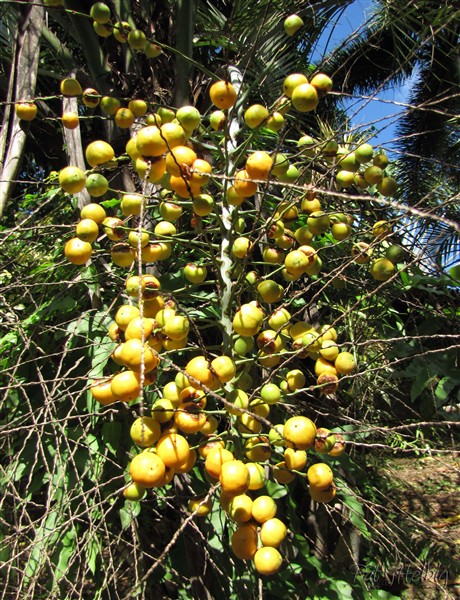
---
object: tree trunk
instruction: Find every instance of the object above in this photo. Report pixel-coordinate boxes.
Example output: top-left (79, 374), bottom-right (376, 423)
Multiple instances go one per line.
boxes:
top-left (0, 3), bottom-right (44, 220)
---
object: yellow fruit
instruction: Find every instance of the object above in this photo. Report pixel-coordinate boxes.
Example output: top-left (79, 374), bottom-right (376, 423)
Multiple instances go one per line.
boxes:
top-left (130, 416), bottom-right (161, 447)
top-left (228, 494), bottom-right (253, 523)
top-left (204, 447), bottom-right (234, 480)
top-left (291, 83), bottom-right (319, 112)
top-left (283, 416), bottom-right (316, 450)
top-left (75, 218), bottom-right (99, 243)
top-left (64, 237), bottom-right (92, 265)
top-left (60, 78), bottom-right (82, 97)
top-left (231, 523), bottom-right (258, 560)
top-left (251, 495), bottom-right (277, 523)
top-left (90, 379), bottom-right (117, 406)
top-left (246, 462), bottom-right (266, 490)
top-left (334, 351), bottom-right (357, 375)
top-left (272, 461), bottom-right (295, 484)
top-left (283, 73), bottom-right (308, 98)
top-left (307, 462), bottom-right (333, 488)
top-left (259, 518), bottom-right (287, 547)
top-left (110, 370), bottom-right (141, 402)
top-left (253, 546), bottom-right (282, 575)
top-left (209, 80), bottom-right (237, 109)
top-left (244, 104), bottom-right (269, 128)
top-left (15, 101), bottom-right (38, 121)
top-left (284, 448), bottom-right (307, 471)
top-left (85, 173), bottom-right (109, 197)
top-left (113, 21), bottom-right (131, 43)
top-left (82, 88), bottom-right (101, 108)
top-left (62, 112), bottom-right (79, 129)
top-left (123, 481), bottom-right (146, 501)
top-left (156, 433), bottom-right (190, 469)
top-left (233, 169), bottom-right (258, 197)
top-left (85, 140), bottom-right (115, 167)
top-left (59, 166), bottom-right (86, 194)
top-left (115, 107), bottom-right (135, 128)
top-left (219, 460), bottom-right (250, 496)
top-left (188, 496), bottom-right (213, 517)
top-left (130, 451), bottom-right (166, 488)
top-left (309, 484), bottom-right (337, 503)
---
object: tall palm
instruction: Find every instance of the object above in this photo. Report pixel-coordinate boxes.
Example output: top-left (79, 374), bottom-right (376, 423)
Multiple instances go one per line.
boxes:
top-left (323, 0), bottom-right (460, 270)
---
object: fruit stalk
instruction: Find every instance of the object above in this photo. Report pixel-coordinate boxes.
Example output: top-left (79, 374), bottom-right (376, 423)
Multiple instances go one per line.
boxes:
top-left (219, 66), bottom-right (242, 353)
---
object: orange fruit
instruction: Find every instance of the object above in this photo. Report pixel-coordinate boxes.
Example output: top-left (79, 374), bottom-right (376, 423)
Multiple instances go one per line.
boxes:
top-left (60, 78), bottom-right (82, 97)
top-left (155, 433), bottom-right (190, 469)
top-left (233, 169), bottom-right (258, 197)
top-left (219, 460), bottom-right (250, 496)
top-left (75, 218), bottom-right (99, 243)
top-left (62, 112), bottom-right (79, 129)
top-left (245, 151), bottom-right (273, 180)
top-left (115, 107), bottom-right (135, 128)
top-left (253, 546), bottom-right (283, 575)
top-left (209, 80), bottom-right (237, 109)
top-left (228, 494), bottom-right (253, 523)
top-left (283, 416), bottom-right (316, 450)
top-left (272, 461), bottom-right (295, 484)
top-left (129, 451), bottom-right (166, 488)
top-left (307, 462), bottom-right (334, 488)
top-left (64, 237), bottom-right (92, 265)
top-left (110, 370), bottom-right (141, 402)
top-left (251, 495), bottom-right (277, 523)
top-left (204, 447), bottom-right (234, 480)
top-left (188, 496), bottom-right (213, 516)
top-left (309, 484), bottom-right (337, 503)
top-left (231, 523), bottom-right (258, 560)
top-left (175, 448), bottom-right (197, 473)
top-left (259, 518), bottom-right (287, 547)
top-left (15, 101), bottom-right (38, 121)
top-left (90, 379), bottom-right (117, 406)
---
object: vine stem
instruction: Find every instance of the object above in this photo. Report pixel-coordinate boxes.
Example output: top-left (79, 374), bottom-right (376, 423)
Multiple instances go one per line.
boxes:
top-left (219, 66), bottom-right (243, 355)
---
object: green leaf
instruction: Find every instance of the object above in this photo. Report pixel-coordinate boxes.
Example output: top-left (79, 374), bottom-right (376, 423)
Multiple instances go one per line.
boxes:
top-left (102, 421), bottom-right (122, 455)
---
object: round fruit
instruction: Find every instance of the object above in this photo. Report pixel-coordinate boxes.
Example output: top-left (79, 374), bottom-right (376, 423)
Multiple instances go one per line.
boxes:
top-left (64, 237), bottom-right (92, 264)
top-left (156, 433), bottom-right (190, 469)
top-left (186, 355), bottom-right (219, 390)
top-left (253, 546), bottom-right (282, 576)
top-left (334, 351), bottom-right (357, 375)
top-left (110, 370), bottom-right (141, 402)
top-left (219, 460), bottom-right (250, 496)
top-left (284, 448), bottom-right (307, 471)
top-left (130, 416), bottom-right (161, 447)
top-left (232, 303), bottom-right (264, 336)
top-left (228, 494), bottom-right (253, 523)
top-left (61, 112), bottom-right (79, 129)
top-left (260, 518), bottom-right (287, 548)
top-left (188, 496), bottom-right (213, 517)
top-left (373, 220), bottom-right (392, 239)
top-left (283, 73), bottom-right (308, 98)
top-left (315, 428), bottom-right (336, 454)
top-left (273, 461), bottom-right (295, 484)
top-left (113, 21), bottom-right (131, 43)
top-left (15, 101), bottom-right (38, 121)
top-left (85, 173), bottom-right (109, 197)
top-left (144, 41), bottom-right (162, 58)
top-left (211, 355), bottom-right (236, 383)
top-left (283, 416), bottom-right (316, 450)
top-left (355, 143), bottom-right (374, 164)
top-left (231, 523), bottom-right (258, 560)
top-left (309, 484), bottom-right (337, 503)
top-left (90, 2), bottom-right (111, 23)
top-left (76, 218), bottom-right (99, 243)
top-left (310, 73), bottom-right (333, 95)
top-left (245, 151), bottom-right (273, 180)
top-left (130, 451), bottom-right (166, 488)
top-left (364, 165), bottom-right (384, 185)
top-left (329, 434), bottom-right (346, 457)
top-left (82, 88), bottom-right (100, 108)
top-left (60, 78), bottom-right (82, 97)
top-left (307, 462), bottom-right (333, 488)
top-left (204, 447), bottom-right (234, 479)
top-left (90, 379), bottom-right (117, 406)
top-left (176, 105), bottom-right (201, 130)
top-left (100, 96), bottom-right (121, 115)
top-left (85, 140), bottom-right (115, 167)
top-left (209, 80), bottom-right (237, 109)
top-left (244, 104), bottom-right (269, 128)
top-left (370, 257), bottom-right (395, 281)
top-left (59, 166), bottom-right (86, 194)
top-left (284, 14), bottom-right (304, 36)
top-left (115, 107), bottom-right (135, 128)
top-left (184, 263), bottom-right (207, 284)
top-left (291, 83), bottom-right (319, 112)
top-left (123, 482), bottom-right (146, 501)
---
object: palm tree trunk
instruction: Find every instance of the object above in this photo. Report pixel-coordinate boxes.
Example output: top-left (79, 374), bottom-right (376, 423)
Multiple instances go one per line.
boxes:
top-left (0, 3), bottom-right (44, 219)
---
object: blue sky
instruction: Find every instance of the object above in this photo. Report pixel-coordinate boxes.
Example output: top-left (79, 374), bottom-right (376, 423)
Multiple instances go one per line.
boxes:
top-left (310, 0), bottom-right (415, 158)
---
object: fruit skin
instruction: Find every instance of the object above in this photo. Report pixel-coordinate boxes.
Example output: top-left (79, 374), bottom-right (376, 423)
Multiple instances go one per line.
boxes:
top-left (61, 112), bottom-right (79, 129)
top-left (259, 518), bottom-right (287, 548)
top-left (60, 78), bottom-right (82, 97)
top-left (76, 218), bottom-right (99, 243)
top-left (244, 104), bottom-right (269, 128)
top-left (219, 460), bottom-right (250, 496)
top-left (64, 238), bottom-right (92, 265)
top-left (209, 80), bottom-right (237, 109)
top-left (85, 140), bottom-right (115, 167)
top-left (283, 73), bottom-right (308, 98)
top-left (129, 451), bottom-right (166, 488)
top-left (130, 416), bottom-right (161, 447)
top-left (310, 73), bottom-right (333, 95)
top-left (307, 462), bottom-right (333, 488)
top-left (123, 482), bottom-right (146, 501)
top-left (231, 523), bottom-right (258, 560)
top-left (309, 484), bottom-right (336, 503)
top-left (253, 546), bottom-right (282, 576)
top-left (15, 101), bottom-right (38, 121)
top-left (291, 83), bottom-right (319, 112)
top-left (59, 166), bottom-right (86, 194)
top-left (90, 2), bottom-right (111, 24)
top-left (188, 496), bottom-right (213, 517)
top-left (283, 416), bottom-right (317, 450)
top-left (284, 14), bottom-right (304, 36)
top-left (369, 257), bottom-right (395, 281)
top-left (184, 263), bottom-right (207, 284)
